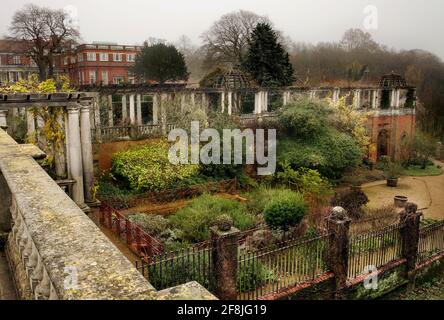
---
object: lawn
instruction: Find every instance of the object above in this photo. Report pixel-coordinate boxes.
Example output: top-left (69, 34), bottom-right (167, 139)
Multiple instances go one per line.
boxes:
top-left (401, 165), bottom-right (443, 177)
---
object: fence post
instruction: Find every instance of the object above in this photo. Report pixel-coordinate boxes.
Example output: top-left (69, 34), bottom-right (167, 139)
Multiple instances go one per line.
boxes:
top-left (210, 220), bottom-right (240, 300)
top-left (326, 206), bottom-right (351, 299)
top-left (399, 202), bottom-right (422, 287)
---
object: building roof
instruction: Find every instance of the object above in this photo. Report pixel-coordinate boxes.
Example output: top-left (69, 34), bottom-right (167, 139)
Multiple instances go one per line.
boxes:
top-left (0, 39), bottom-right (30, 54)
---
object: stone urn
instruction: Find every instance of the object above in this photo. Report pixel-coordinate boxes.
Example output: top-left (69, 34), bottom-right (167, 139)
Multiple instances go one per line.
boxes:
top-left (394, 195), bottom-right (408, 208)
top-left (214, 214), bottom-right (234, 232)
top-left (387, 177), bottom-right (398, 187)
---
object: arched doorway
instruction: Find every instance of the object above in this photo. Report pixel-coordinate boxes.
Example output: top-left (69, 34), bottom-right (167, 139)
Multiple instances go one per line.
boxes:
top-left (377, 129), bottom-right (389, 160)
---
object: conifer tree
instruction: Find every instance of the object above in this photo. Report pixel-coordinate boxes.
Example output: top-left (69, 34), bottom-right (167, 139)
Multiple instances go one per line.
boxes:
top-left (242, 23), bottom-right (295, 87)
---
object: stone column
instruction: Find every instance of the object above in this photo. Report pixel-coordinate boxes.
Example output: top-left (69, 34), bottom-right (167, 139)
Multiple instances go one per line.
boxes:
top-left (66, 105), bottom-right (86, 210)
top-left (399, 203), bottom-right (422, 285)
top-left (136, 94), bottom-right (142, 125)
top-left (202, 93), bottom-right (207, 110)
top-left (227, 91), bottom-right (233, 115)
top-left (395, 89), bottom-right (401, 108)
top-left (160, 93), bottom-right (168, 135)
top-left (153, 94), bottom-right (159, 125)
top-left (371, 90), bottom-right (378, 109)
top-left (121, 95), bottom-right (127, 122)
top-left (262, 91), bottom-right (268, 113)
top-left (254, 92), bottom-right (260, 114)
top-left (26, 110), bottom-right (35, 138)
top-left (354, 89), bottom-right (362, 108)
top-left (54, 113), bottom-right (67, 179)
top-left (190, 92), bottom-right (196, 109)
top-left (211, 221), bottom-right (240, 300)
top-left (129, 94), bottom-right (136, 125)
top-left (220, 92), bottom-right (225, 113)
top-left (333, 89), bottom-right (340, 104)
top-left (0, 110), bottom-right (8, 130)
top-left (326, 207), bottom-right (351, 299)
top-left (180, 94), bottom-right (186, 113)
top-left (80, 104), bottom-right (95, 206)
top-left (107, 95), bottom-right (114, 127)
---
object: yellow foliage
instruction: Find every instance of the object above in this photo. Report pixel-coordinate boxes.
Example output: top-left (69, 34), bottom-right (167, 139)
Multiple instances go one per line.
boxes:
top-left (327, 95), bottom-right (370, 152)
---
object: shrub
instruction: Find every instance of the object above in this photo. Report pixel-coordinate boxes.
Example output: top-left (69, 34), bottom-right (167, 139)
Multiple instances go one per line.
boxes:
top-left (244, 187), bottom-right (287, 216)
top-left (127, 214), bottom-right (171, 238)
top-left (278, 99), bottom-right (331, 139)
top-left (111, 141), bottom-right (199, 192)
top-left (169, 194), bottom-right (255, 243)
top-left (275, 163), bottom-right (332, 197)
top-left (277, 129), bottom-right (362, 179)
top-left (97, 180), bottom-right (136, 209)
top-left (237, 259), bottom-right (275, 293)
top-left (264, 190), bottom-right (307, 231)
top-left (331, 188), bottom-right (369, 220)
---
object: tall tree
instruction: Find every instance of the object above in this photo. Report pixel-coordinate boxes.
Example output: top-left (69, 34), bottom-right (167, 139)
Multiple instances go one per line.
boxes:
top-left (9, 4), bottom-right (80, 80)
top-left (132, 43), bottom-right (189, 84)
top-left (201, 10), bottom-right (271, 68)
top-left (242, 23), bottom-right (295, 87)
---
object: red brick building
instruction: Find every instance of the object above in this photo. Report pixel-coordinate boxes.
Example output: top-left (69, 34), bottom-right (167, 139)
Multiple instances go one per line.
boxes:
top-left (63, 43), bottom-right (141, 86)
top-left (0, 39), bottom-right (64, 84)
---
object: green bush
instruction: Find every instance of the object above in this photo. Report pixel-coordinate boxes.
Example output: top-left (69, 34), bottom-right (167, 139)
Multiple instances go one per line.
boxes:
top-left (275, 163), bottom-right (332, 197)
top-left (97, 180), bottom-right (136, 209)
top-left (169, 194), bottom-right (255, 243)
top-left (244, 187), bottom-right (288, 216)
top-left (264, 190), bottom-right (307, 231)
top-left (277, 129), bottom-right (362, 179)
top-left (237, 259), bottom-right (275, 293)
top-left (278, 99), bottom-right (331, 139)
top-left (111, 141), bottom-right (199, 192)
top-left (127, 214), bottom-right (171, 237)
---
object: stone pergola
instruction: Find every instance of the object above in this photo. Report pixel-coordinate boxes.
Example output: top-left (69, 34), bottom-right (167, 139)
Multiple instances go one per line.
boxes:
top-left (0, 93), bottom-right (96, 211)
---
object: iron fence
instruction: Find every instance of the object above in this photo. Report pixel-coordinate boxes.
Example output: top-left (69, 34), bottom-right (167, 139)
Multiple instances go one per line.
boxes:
top-left (417, 220), bottom-right (444, 265)
top-left (347, 223), bottom-right (403, 279)
top-left (137, 242), bottom-right (214, 292)
top-left (237, 233), bottom-right (330, 300)
top-left (99, 204), bottom-right (164, 259)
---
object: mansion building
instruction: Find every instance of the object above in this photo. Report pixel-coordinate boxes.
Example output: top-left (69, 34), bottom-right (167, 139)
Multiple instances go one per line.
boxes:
top-left (0, 39), bottom-right (140, 86)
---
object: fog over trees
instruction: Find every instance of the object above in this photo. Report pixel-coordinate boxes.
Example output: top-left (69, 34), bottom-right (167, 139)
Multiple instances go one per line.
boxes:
top-left (172, 12), bottom-right (444, 141)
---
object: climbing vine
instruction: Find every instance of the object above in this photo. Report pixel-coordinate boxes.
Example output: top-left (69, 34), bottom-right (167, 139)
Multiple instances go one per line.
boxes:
top-left (0, 75), bottom-right (74, 174)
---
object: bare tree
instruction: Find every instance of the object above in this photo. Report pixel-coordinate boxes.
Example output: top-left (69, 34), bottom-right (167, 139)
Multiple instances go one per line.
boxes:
top-left (201, 10), bottom-right (271, 68)
top-left (9, 4), bottom-right (80, 80)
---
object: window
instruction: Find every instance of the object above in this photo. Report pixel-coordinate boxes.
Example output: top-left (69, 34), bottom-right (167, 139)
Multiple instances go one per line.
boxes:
top-left (101, 71), bottom-right (108, 85)
top-left (63, 57), bottom-right (68, 65)
top-left (12, 56), bottom-right (21, 65)
top-left (99, 52), bottom-right (109, 62)
top-left (126, 54), bottom-right (136, 62)
top-left (78, 53), bottom-right (84, 62)
top-left (87, 52), bottom-right (97, 61)
top-left (113, 76), bottom-right (124, 84)
top-left (89, 71), bottom-right (97, 84)
top-left (113, 53), bottom-right (122, 62)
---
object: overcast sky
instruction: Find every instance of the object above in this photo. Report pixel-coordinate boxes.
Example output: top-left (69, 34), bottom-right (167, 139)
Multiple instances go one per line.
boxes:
top-left (1, 0), bottom-right (443, 60)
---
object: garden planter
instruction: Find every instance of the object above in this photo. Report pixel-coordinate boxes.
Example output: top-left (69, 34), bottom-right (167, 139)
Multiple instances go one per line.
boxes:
top-left (386, 178), bottom-right (398, 187)
top-left (394, 195), bottom-right (408, 208)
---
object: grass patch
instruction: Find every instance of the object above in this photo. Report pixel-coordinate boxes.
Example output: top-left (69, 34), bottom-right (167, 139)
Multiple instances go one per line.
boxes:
top-left (401, 165), bottom-right (442, 177)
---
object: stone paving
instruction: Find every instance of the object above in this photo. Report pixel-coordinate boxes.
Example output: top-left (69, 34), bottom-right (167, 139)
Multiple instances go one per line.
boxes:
top-left (0, 251), bottom-right (16, 300)
top-left (363, 160), bottom-right (444, 220)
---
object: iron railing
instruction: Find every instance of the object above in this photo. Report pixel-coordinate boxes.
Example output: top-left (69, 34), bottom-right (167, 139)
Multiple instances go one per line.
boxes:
top-left (347, 223), bottom-right (403, 279)
top-left (417, 220), bottom-right (444, 265)
top-left (237, 233), bottom-right (330, 300)
top-left (137, 242), bottom-right (214, 291)
top-left (99, 204), bottom-right (164, 259)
